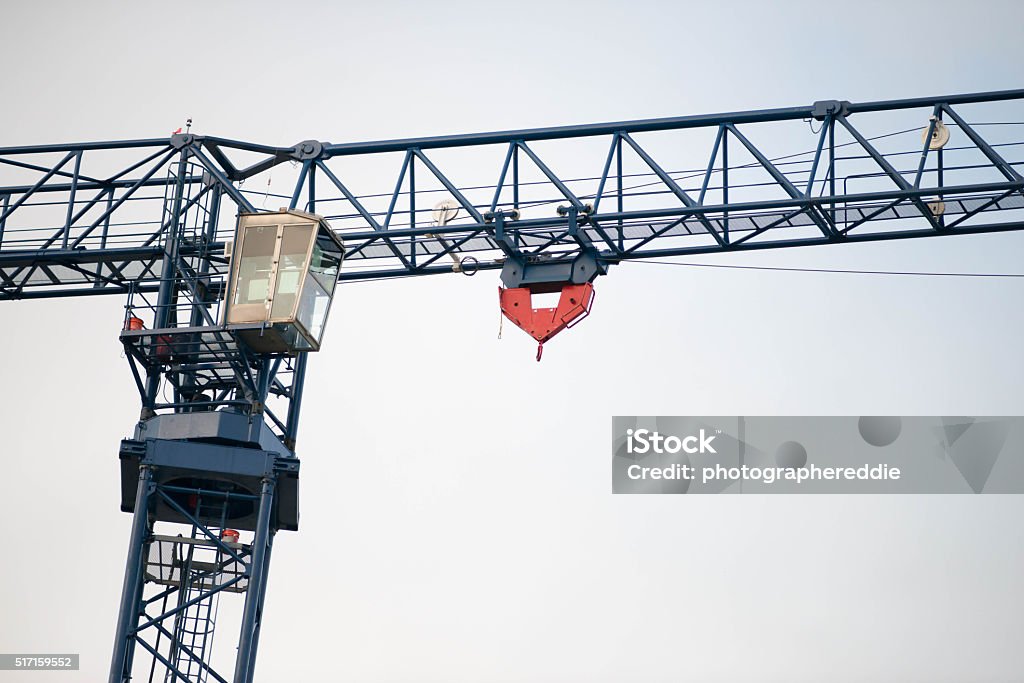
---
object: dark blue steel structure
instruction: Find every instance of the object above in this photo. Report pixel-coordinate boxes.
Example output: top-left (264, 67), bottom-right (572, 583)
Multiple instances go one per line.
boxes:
top-left (0, 89), bottom-right (1022, 682)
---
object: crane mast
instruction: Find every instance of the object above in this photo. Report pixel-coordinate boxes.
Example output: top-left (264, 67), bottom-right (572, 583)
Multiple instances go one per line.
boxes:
top-left (0, 89), bottom-right (1022, 682)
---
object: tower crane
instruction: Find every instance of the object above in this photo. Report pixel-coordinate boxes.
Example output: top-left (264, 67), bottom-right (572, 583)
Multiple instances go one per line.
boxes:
top-left (1, 88), bottom-right (1022, 683)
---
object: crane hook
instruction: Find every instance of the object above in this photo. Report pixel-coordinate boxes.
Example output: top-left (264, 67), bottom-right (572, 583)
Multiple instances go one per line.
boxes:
top-left (498, 282), bottom-right (595, 361)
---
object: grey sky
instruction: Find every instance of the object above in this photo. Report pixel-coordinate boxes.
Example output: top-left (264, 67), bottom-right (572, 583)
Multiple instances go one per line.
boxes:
top-left (1, 1), bottom-right (1023, 680)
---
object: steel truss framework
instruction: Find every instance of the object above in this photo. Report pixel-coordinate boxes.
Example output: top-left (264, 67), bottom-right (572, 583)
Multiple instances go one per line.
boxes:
top-left (1, 89), bottom-right (1023, 683)
top-left (1, 89), bottom-right (1023, 303)
top-left (111, 465), bottom-right (276, 683)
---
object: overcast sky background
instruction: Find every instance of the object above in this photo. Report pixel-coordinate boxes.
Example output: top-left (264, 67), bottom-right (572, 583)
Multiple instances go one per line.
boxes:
top-left (1, 1), bottom-right (1023, 681)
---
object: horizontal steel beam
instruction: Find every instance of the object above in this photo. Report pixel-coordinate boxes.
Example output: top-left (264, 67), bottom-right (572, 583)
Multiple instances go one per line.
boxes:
top-left (323, 89), bottom-right (1024, 157)
top-left (1, 88), bottom-right (1020, 159)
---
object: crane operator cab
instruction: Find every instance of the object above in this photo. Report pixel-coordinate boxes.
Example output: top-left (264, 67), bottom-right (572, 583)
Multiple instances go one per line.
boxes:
top-left (225, 208), bottom-right (345, 353)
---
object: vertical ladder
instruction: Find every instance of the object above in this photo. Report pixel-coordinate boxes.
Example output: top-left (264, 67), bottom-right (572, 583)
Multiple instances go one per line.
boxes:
top-left (165, 563), bottom-right (220, 683)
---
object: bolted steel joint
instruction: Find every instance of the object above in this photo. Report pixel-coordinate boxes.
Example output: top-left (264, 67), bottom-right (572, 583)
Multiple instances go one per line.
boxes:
top-left (557, 203), bottom-right (593, 217)
top-left (811, 99), bottom-right (851, 121)
top-left (170, 133), bottom-right (195, 150)
top-left (290, 139), bottom-right (327, 161)
top-left (483, 208), bottom-right (520, 223)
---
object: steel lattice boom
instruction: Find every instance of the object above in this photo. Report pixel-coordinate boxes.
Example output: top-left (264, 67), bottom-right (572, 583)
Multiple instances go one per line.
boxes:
top-left (1, 88), bottom-right (1023, 301)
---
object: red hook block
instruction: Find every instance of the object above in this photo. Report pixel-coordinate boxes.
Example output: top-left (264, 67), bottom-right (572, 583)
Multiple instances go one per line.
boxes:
top-left (499, 282), bottom-right (595, 361)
